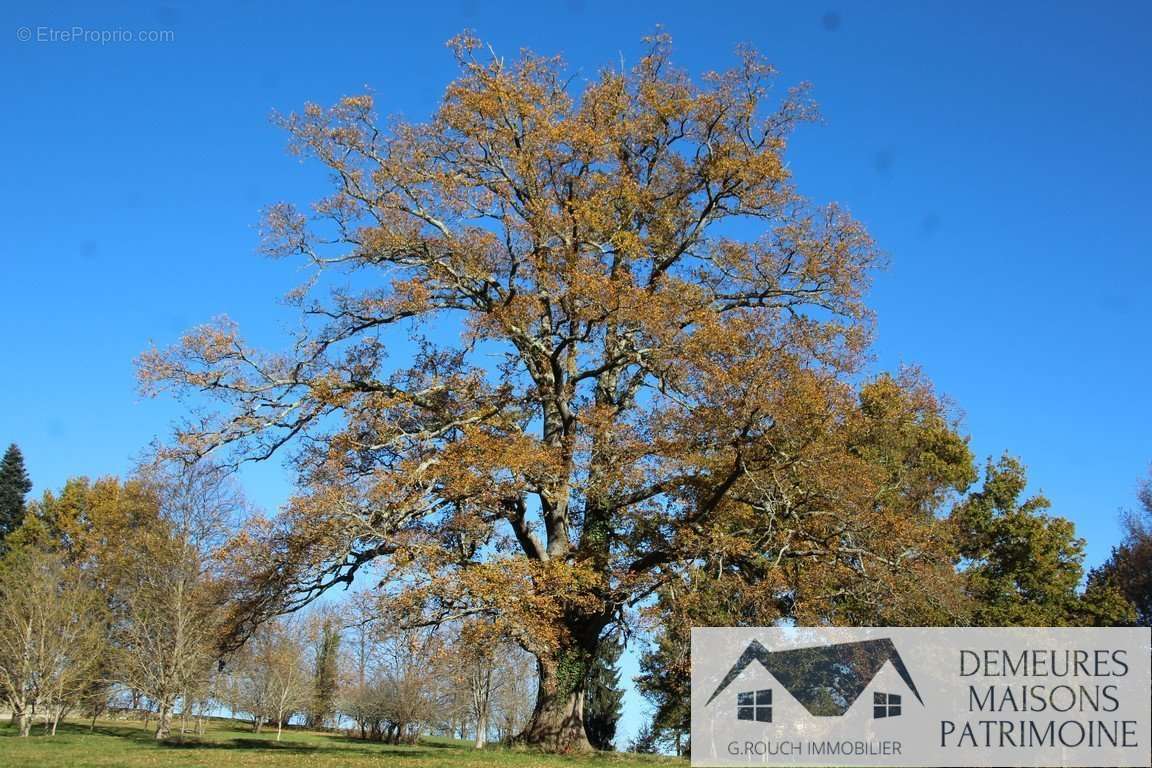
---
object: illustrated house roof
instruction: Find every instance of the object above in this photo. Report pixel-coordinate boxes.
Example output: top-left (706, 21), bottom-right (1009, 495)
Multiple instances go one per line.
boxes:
top-left (705, 638), bottom-right (923, 716)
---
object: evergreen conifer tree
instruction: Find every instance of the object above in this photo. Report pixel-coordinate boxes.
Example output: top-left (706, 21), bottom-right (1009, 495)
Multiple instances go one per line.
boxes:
top-left (583, 633), bottom-right (624, 750)
top-left (0, 444), bottom-right (32, 544)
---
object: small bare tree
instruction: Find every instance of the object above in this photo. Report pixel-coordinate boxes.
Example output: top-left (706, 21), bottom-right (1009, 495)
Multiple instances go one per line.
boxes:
top-left (492, 646), bottom-right (535, 743)
top-left (336, 613), bottom-right (443, 744)
top-left (116, 536), bottom-right (216, 739)
top-left (237, 618), bottom-right (310, 740)
top-left (338, 617), bottom-right (382, 740)
top-left (376, 630), bottom-right (442, 744)
top-left (449, 622), bottom-right (501, 748)
top-left (0, 545), bottom-right (105, 736)
top-left (445, 623), bottom-right (538, 747)
top-left (115, 459), bottom-right (241, 739)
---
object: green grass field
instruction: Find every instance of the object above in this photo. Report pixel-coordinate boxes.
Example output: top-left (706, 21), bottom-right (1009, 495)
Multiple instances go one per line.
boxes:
top-left (0, 718), bottom-right (684, 767)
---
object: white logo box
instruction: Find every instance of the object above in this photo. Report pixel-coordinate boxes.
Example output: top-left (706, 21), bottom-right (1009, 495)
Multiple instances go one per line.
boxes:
top-left (691, 627), bottom-right (1151, 767)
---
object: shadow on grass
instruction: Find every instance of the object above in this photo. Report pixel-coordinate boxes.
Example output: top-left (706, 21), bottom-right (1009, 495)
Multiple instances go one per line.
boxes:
top-left (0, 722), bottom-right (154, 743)
top-left (0, 722), bottom-right (314, 753)
top-left (2, 721), bottom-right (580, 762)
top-left (158, 736), bottom-right (318, 753)
top-left (21, 721), bottom-right (459, 759)
top-left (318, 731), bottom-right (469, 751)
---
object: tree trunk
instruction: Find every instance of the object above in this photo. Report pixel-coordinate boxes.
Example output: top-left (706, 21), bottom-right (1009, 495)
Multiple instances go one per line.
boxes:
top-left (154, 704), bottom-right (172, 740)
top-left (474, 709), bottom-right (488, 749)
top-left (276, 717), bottom-right (283, 741)
top-left (518, 643), bottom-right (596, 753)
top-left (18, 711), bottom-right (31, 738)
top-left (473, 664), bottom-right (491, 749)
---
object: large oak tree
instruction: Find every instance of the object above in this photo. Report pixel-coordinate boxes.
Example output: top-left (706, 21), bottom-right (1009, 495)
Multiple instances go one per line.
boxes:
top-left (141, 35), bottom-right (950, 750)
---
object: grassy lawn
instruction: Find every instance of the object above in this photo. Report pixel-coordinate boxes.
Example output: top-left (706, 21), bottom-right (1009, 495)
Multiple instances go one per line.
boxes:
top-left (0, 718), bottom-right (684, 767)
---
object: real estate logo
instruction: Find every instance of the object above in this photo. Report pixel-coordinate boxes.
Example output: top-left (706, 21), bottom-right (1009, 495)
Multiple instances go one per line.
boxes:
top-left (705, 638), bottom-right (923, 723)
top-left (691, 627), bottom-right (1151, 767)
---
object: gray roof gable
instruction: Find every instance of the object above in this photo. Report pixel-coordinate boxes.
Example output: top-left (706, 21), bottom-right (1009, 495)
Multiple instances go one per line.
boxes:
top-left (705, 638), bottom-right (923, 716)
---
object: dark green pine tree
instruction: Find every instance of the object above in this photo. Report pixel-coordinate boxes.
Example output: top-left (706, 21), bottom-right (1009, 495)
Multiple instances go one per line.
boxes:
top-left (583, 633), bottom-right (624, 750)
top-left (0, 443), bottom-right (32, 544)
top-left (628, 721), bottom-right (659, 754)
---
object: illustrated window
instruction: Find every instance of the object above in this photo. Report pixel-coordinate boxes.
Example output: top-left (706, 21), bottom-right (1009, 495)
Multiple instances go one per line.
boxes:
top-left (873, 692), bottom-right (901, 718)
top-left (737, 689), bottom-right (772, 722)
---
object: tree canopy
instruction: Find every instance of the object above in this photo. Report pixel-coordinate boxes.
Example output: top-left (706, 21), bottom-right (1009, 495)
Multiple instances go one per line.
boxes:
top-left (135, 33), bottom-right (1127, 751)
top-left (1087, 473), bottom-right (1152, 626)
top-left (948, 455), bottom-right (1130, 626)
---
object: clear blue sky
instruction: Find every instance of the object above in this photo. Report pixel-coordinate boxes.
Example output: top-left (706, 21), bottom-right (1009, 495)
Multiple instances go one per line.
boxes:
top-left (2, 0), bottom-right (1150, 748)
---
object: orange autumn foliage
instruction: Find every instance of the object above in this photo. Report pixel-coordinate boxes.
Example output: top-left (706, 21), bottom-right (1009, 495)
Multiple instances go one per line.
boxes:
top-left (139, 33), bottom-right (969, 751)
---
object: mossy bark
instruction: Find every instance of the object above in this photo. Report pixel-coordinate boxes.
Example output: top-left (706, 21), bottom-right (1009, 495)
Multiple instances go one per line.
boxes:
top-left (519, 622), bottom-right (607, 753)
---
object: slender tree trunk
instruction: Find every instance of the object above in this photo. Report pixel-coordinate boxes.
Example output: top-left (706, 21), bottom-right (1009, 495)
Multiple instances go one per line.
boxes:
top-left (473, 664), bottom-right (491, 749)
top-left (18, 710), bottom-right (31, 738)
top-left (154, 703), bottom-right (172, 740)
top-left (10, 705), bottom-right (27, 730)
top-left (474, 708), bottom-right (489, 749)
